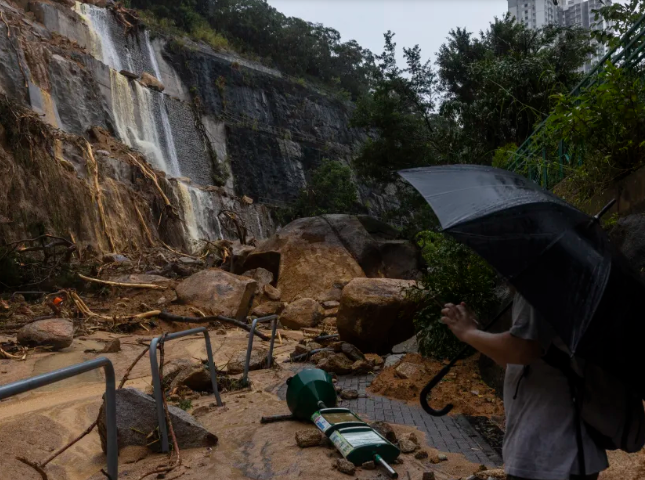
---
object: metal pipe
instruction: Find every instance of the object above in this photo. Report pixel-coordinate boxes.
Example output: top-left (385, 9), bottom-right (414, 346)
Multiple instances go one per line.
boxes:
top-left (149, 327), bottom-right (223, 453)
top-left (374, 454), bottom-right (398, 479)
top-left (0, 358), bottom-right (118, 480)
top-left (242, 315), bottom-right (278, 384)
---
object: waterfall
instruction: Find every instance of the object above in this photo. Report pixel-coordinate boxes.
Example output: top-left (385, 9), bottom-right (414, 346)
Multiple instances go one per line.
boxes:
top-left (176, 181), bottom-right (226, 252)
top-left (73, 2), bottom-right (131, 71)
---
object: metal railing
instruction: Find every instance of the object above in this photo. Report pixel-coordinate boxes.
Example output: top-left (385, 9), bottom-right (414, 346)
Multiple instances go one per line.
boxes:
top-left (242, 314), bottom-right (278, 386)
top-left (0, 358), bottom-right (118, 479)
top-left (508, 12), bottom-right (645, 188)
top-left (149, 327), bottom-right (222, 453)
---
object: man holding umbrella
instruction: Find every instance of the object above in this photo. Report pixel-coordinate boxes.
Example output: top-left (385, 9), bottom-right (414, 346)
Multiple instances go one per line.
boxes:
top-left (399, 165), bottom-right (645, 480)
top-left (441, 298), bottom-right (607, 480)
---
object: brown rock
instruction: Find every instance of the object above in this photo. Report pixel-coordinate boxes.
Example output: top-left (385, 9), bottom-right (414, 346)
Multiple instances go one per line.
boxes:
top-left (422, 473), bottom-right (436, 480)
top-left (316, 353), bottom-right (353, 375)
top-left (169, 365), bottom-right (213, 392)
top-left (251, 301), bottom-right (285, 317)
top-left (310, 350), bottom-right (333, 363)
top-left (340, 389), bottom-right (359, 400)
top-left (474, 469), bottom-right (505, 479)
top-left (322, 300), bottom-right (340, 309)
top-left (362, 460), bottom-right (376, 470)
top-left (101, 338), bottom-right (121, 353)
top-left (17, 319), bottom-right (73, 350)
top-left (415, 450), bottom-right (429, 460)
top-left (264, 284), bottom-right (281, 301)
top-left (176, 269), bottom-right (257, 320)
top-left (295, 429), bottom-right (322, 448)
top-left (332, 341), bottom-right (366, 362)
top-left (337, 278), bottom-right (417, 354)
top-left (323, 307), bottom-right (339, 318)
top-left (139, 72), bottom-right (165, 92)
top-left (280, 298), bottom-right (324, 330)
top-left (335, 458), bottom-right (356, 475)
top-left (395, 362), bottom-right (421, 380)
top-left (251, 217), bottom-right (366, 303)
top-left (399, 437), bottom-right (418, 454)
top-left (119, 70), bottom-right (139, 80)
top-left (351, 360), bottom-right (372, 374)
top-left (227, 349), bottom-right (269, 375)
top-left (371, 421), bottom-right (397, 443)
top-left (365, 353), bottom-right (384, 367)
top-left (120, 445), bottom-right (149, 464)
top-left (242, 268), bottom-right (273, 291)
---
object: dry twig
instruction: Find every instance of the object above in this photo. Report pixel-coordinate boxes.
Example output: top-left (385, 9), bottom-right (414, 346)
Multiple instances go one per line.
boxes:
top-left (86, 142), bottom-right (116, 252)
top-left (78, 273), bottom-right (166, 290)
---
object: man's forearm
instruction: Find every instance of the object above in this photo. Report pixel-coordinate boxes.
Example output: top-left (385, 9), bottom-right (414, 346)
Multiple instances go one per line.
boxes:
top-left (461, 330), bottom-right (541, 366)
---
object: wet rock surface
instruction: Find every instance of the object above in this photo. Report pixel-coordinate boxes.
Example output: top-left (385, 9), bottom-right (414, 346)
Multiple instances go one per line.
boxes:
top-left (17, 319), bottom-right (74, 350)
top-left (97, 388), bottom-right (218, 453)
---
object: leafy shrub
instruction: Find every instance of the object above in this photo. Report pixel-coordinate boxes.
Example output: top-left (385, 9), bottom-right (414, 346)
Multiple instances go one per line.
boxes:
top-left (408, 231), bottom-right (498, 359)
top-left (191, 20), bottom-right (229, 51)
top-left (292, 159), bottom-right (362, 218)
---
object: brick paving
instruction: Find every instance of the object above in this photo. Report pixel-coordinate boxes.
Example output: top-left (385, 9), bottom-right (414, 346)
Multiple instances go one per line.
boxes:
top-left (275, 368), bottom-right (502, 466)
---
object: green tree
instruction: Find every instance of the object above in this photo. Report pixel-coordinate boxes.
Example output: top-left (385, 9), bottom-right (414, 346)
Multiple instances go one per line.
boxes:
top-left (293, 159), bottom-right (361, 217)
top-left (408, 231), bottom-right (499, 359)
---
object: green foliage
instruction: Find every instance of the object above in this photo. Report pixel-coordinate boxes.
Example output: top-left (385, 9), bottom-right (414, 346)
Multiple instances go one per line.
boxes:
top-left (129, 0), bottom-right (375, 99)
top-left (408, 231), bottom-right (498, 359)
top-left (542, 64), bottom-right (645, 202)
top-left (492, 143), bottom-right (518, 170)
top-left (591, 0), bottom-right (645, 48)
top-left (292, 159), bottom-right (361, 218)
top-left (177, 398), bottom-right (193, 411)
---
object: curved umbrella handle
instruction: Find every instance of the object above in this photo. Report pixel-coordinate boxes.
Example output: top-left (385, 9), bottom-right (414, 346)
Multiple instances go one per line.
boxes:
top-left (419, 363), bottom-right (455, 416)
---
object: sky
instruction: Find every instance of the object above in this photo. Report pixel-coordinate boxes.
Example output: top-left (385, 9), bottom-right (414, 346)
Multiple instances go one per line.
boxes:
top-left (267, 0), bottom-right (627, 66)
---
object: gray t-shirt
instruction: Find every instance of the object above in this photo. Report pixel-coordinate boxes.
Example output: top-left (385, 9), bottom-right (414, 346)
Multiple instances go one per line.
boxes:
top-left (503, 294), bottom-right (608, 480)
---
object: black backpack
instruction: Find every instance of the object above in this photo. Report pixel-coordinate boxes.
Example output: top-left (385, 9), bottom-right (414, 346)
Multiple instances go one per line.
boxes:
top-left (544, 346), bottom-right (645, 454)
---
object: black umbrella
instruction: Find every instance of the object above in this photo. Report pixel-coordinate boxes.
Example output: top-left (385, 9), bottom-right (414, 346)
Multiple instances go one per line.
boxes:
top-left (399, 165), bottom-right (645, 407)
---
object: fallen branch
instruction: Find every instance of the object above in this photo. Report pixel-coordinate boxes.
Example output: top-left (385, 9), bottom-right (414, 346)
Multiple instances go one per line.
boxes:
top-left (158, 311), bottom-right (270, 341)
top-left (86, 142), bottom-right (116, 252)
top-left (78, 274), bottom-right (166, 290)
top-left (133, 202), bottom-right (155, 247)
top-left (127, 153), bottom-right (176, 214)
top-left (16, 457), bottom-right (48, 480)
top-left (41, 420), bottom-right (97, 468)
top-left (119, 346), bottom-right (149, 389)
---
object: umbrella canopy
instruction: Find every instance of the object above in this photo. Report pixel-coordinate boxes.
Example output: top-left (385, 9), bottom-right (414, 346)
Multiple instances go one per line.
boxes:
top-left (400, 165), bottom-right (645, 396)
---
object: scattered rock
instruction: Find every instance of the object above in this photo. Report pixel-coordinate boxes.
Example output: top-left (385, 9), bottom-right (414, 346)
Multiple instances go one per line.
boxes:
top-left (162, 359), bottom-right (199, 387)
top-left (335, 458), bottom-right (356, 475)
top-left (119, 69), bottom-right (139, 80)
top-left (169, 365), bottom-right (213, 392)
top-left (279, 298), bottom-right (324, 330)
top-left (316, 353), bottom-right (354, 375)
top-left (399, 437), bottom-right (419, 453)
top-left (102, 253), bottom-right (131, 264)
top-left (332, 341), bottom-right (366, 362)
top-left (264, 284), bottom-right (281, 301)
top-left (101, 338), bottom-right (121, 353)
top-left (392, 335), bottom-right (419, 354)
top-left (178, 256), bottom-right (203, 265)
top-left (473, 469), bottom-right (506, 480)
top-left (437, 453), bottom-right (448, 462)
top-left (340, 389), bottom-right (359, 400)
top-left (322, 300), bottom-right (340, 309)
top-left (471, 390), bottom-right (480, 396)
top-left (251, 301), bottom-right (285, 317)
top-left (323, 307), bottom-right (339, 318)
top-left (227, 349), bottom-right (269, 375)
top-left (97, 388), bottom-right (217, 453)
top-left (415, 450), bottom-right (429, 460)
top-left (310, 349), bottom-right (333, 363)
top-left (17, 319), bottom-right (73, 351)
top-left (362, 460), bottom-right (376, 470)
top-left (351, 360), bottom-right (372, 374)
top-left (384, 354), bottom-right (405, 368)
top-left (139, 72), bottom-right (165, 91)
top-left (337, 278), bottom-right (418, 354)
top-left (422, 473), bottom-right (436, 480)
top-left (296, 429), bottom-right (322, 448)
top-left (176, 269), bottom-right (257, 319)
top-left (395, 362), bottom-right (421, 380)
top-left (371, 421), bottom-right (397, 443)
top-left (191, 406), bottom-right (213, 417)
top-left (242, 268), bottom-right (274, 291)
top-left (365, 353), bottom-right (384, 367)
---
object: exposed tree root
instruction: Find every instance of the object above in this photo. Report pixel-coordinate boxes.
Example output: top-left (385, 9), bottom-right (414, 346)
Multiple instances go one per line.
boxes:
top-left (78, 273), bottom-right (166, 290)
top-left (86, 142), bottom-right (116, 252)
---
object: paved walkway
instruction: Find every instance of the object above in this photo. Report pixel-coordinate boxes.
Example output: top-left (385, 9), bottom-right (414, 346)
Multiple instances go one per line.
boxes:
top-left (276, 367), bottom-right (502, 466)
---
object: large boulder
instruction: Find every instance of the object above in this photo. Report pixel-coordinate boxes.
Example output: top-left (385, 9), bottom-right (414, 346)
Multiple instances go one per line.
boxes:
top-left (139, 72), bottom-right (165, 92)
top-left (247, 216), bottom-right (421, 303)
top-left (97, 388), bottom-right (217, 453)
top-left (17, 319), bottom-right (73, 350)
top-left (226, 349), bottom-right (270, 375)
top-left (242, 268), bottom-right (274, 291)
top-left (337, 278), bottom-right (417, 354)
top-left (176, 269), bottom-right (257, 320)
top-left (279, 298), bottom-right (324, 330)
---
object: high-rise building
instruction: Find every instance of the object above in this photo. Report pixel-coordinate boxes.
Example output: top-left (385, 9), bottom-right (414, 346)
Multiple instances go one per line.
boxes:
top-left (508, 0), bottom-right (613, 72)
top-left (508, 0), bottom-right (561, 29)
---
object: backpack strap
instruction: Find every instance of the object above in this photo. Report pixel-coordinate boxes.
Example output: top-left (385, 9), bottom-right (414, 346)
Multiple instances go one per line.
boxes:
top-left (543, 346), bottom-right (587, 477)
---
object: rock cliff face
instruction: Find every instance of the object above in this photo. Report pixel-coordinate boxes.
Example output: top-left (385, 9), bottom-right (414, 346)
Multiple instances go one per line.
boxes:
top-left (0, 0), bottom-right (390, 253)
